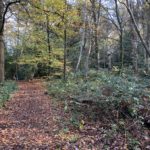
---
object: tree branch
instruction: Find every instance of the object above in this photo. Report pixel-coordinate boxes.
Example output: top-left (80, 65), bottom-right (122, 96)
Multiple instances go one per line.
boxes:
top-left (0, 0), bottom-right (21, 33)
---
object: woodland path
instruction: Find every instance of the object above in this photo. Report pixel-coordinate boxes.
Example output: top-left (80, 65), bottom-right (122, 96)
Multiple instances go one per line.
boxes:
top-left (0, 81), bottom-right (63, 149)
top-left (0, 81), bottom-right (149, 150)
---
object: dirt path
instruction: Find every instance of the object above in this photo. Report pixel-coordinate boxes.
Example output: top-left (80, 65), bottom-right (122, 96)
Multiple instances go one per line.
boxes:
top-left (0, 81), bottom-right (62, 149)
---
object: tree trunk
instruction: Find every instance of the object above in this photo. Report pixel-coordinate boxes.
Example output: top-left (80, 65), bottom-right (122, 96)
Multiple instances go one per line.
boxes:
top-left (76, 1), bottom-right (87, 72)
top-left (119, 32), bottom-right (124, 72)
top-left (0, 0), bottom-right (4, 82)
top-left (130, 23), bottom-right (138, 72)
top-left (84, 37), bottom-right (92, 78)
top-left (0, 33), bottom-right (4, 81)
top-left (145, 3), bottom-right (150, 72)
top-left (114, 0), bottom-right (124, 73)
top-left (91, 0), bottom-right (100, 70)
top-left (63, 27), bottom-right (67, 81)
top-left (75, 28), bottom-right (86, 72)
top-left (46, 14), bottom-right (51, 74)
top-left (108, 54), bottom-right (112, 71)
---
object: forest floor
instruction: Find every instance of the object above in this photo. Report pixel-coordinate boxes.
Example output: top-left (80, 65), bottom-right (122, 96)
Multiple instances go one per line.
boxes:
top-left (0, 80), bottom-right (149, 150)
top-left (0, 80), bottom-right (64, 149)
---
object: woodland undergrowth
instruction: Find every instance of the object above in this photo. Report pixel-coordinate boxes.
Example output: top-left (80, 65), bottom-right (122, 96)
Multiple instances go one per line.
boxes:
top-left (47, 70), bottom-right (150, 149)
top-left (0, 81), bottom-right (17, 107)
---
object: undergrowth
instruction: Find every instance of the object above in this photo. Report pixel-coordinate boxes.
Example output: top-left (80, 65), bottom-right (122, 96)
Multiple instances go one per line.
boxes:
top-left (47, 70), bottom-right (150, 149)
top-left (48, 70), bottom-right (150, 118)
top-left (0, 81), bottom-right (17, 107)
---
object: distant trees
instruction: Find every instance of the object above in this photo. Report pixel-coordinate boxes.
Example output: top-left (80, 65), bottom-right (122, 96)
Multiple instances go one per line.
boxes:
top-left (2, 0), bottom-right (150, 80)
top-left (76, 0), bottom-right (102, 76)
top-left (118, 0), bottom-right (150, 72)
top-left (4, 0), bottom-right (79, 80)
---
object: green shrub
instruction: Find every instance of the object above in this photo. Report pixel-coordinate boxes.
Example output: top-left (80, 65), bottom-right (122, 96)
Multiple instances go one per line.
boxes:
top-left (17, 64), bottom-right (37, 80)
top-left (0, 81), bottom-right (17, 107)
top-left (48, 70), bottom-right (150, 118)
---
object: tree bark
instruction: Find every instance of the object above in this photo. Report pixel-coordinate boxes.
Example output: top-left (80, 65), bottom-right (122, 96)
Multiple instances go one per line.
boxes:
top-left (75, 28), bottom-right (86, 72)
top-left (0, 0), bottom-right (4, 81)
top-left (46, 14), bottom-right (51, 74)
top-left (90, 0), bottom-right (101, 70)
top-left (76, 1), bottom-right (87, 72)
top-left (131, 32), bottom-right (138, 72)
top-left (129, 1), bottom-right (138, 72)
top-left (0, 33), bottom-right (4, 81)
top-left (114, 0), bottom-right (124, 72)
top-left (108, 53), bottom-right (112, 71)
top-left (84, 36), bottom-right (92, 78)
top-left (63, 26), bottom-right (67, 81)
top-left (145, 2), bottom-right (150, 71)
top-left (119, 33), bottom-right (124, 72)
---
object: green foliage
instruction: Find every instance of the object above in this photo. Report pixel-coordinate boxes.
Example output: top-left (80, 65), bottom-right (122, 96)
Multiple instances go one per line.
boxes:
top-left (127, 133), bottom-right (141, 149)
top-left (4, 0), bottom-right (80, 80)
top-left (47, 70), bottom-right (149, 149)
top-left (17, 64), bottom-right (37, 80)
top-left (48, 70), bottom-right (150, 118)
top-left (0, 81), bottom-right (17, 107)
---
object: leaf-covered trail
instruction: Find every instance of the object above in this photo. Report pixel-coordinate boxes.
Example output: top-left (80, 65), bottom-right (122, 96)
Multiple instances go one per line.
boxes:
top-left (0, 81), bottom-right (149, 149)
top-left (0, 81), bottom-right (62, 149)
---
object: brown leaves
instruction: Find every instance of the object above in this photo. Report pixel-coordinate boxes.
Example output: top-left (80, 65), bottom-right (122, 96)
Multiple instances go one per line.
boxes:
top-left (0, 81), bottom-right (61, 149)
top-left (0, 80), bottom-right (149, 149)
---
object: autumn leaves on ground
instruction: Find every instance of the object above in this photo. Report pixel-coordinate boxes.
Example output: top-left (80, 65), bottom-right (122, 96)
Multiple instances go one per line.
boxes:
top-left (0, 80), bottom-right (97, 150)
top-left (0, 81), bottom-right (63, 149)
top-left (0, 80), bottom-right (149, 150)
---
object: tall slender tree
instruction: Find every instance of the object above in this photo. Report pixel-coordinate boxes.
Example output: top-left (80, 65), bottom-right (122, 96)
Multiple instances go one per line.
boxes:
top-left (0, 0), bottom-right (4, 81)
top-left (0, 0), bottom-right (21, 82)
